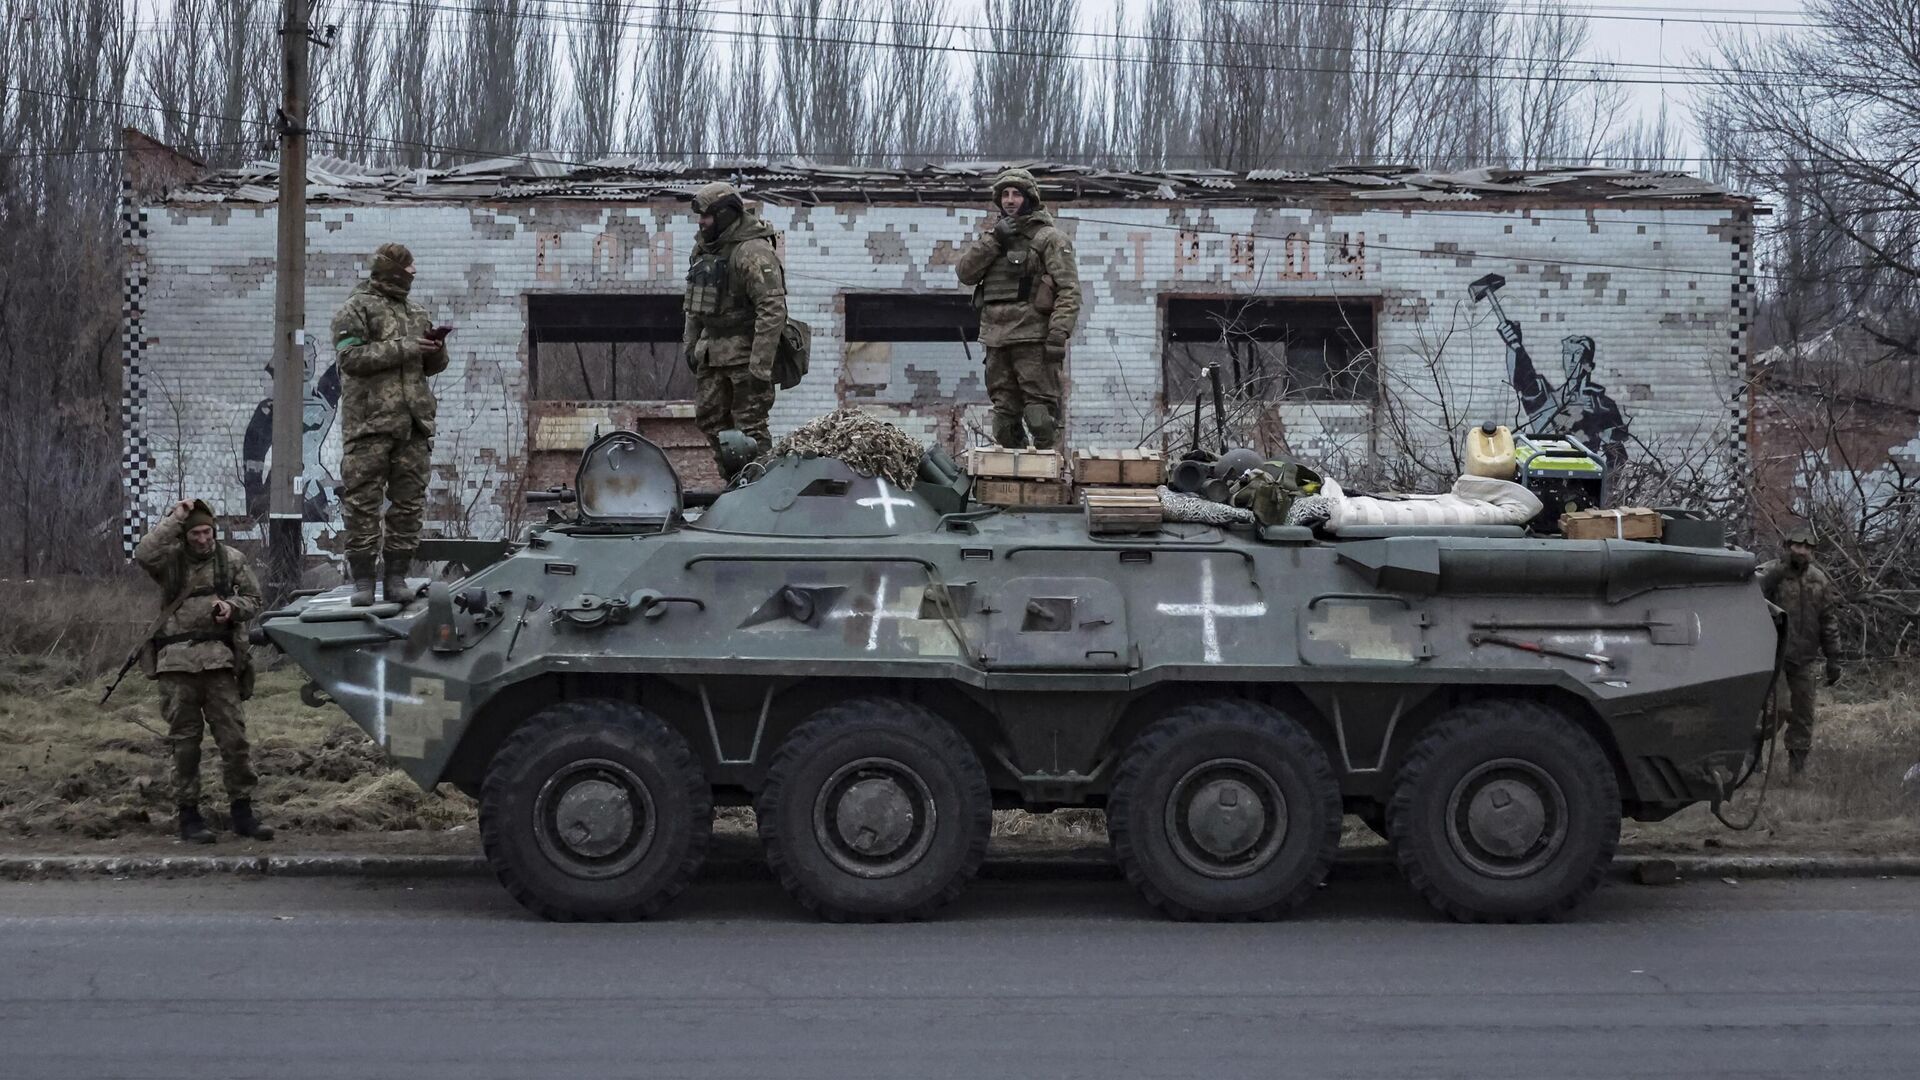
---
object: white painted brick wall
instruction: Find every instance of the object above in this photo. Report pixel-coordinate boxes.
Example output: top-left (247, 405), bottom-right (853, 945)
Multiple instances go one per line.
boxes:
top-left (125, 199), bottom-right (1749, 550)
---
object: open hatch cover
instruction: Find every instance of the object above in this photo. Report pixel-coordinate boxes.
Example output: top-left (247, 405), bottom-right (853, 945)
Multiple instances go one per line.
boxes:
top-left (574, 430), bottom-right (683, 527)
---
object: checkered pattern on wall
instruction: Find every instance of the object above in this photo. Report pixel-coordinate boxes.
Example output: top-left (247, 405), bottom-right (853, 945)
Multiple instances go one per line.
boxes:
top-left (1727, 220), bottom-right (1757, 526)
top-left (119, 183), bottom-right (154, 559)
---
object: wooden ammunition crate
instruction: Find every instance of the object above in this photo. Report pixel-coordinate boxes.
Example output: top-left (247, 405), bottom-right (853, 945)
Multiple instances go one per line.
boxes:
top-left (965, 447), bottom-right (1062, 480)
top-left (1073, 448), bottom-right (1165, 487)
top-left (974, 478), bottom-right (1070, 507)
top-left (1560, 507), bottom-right (1663, 541)
top-left (1082, 487), bottom-right (1163, 534)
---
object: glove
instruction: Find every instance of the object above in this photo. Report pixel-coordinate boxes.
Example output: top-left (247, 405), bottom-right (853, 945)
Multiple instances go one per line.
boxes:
top-left (992, 215), bottom-right (1019, 246)
top-left (1825, 660), bottom-right (1841, 686)
top-left (684, 347), bottom-right (698, 373)
top-left (1044, 332), bottom-right (1067, 364)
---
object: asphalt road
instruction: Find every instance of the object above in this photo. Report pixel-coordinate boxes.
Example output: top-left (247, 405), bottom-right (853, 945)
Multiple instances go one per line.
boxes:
top-left (1, 872), bottom-right (1916, 1080)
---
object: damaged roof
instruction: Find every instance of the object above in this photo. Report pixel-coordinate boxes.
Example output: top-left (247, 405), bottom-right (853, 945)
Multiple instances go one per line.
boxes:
top-left (153, 154), bottom-right (1752, 210)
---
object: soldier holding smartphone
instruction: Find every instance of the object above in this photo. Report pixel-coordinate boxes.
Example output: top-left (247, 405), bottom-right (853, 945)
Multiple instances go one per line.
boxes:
top-left (329, 243), bottom-right (449, 605)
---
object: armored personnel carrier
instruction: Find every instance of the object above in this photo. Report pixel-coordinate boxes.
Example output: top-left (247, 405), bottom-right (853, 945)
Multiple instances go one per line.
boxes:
top-left (262, 430), bottom-right (1775, 924)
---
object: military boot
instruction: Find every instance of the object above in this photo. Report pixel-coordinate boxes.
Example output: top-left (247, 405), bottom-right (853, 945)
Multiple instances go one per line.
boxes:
top-left (230, 799), bottom-right (275, 841)
top-left (1788, 749), bottom-right (1809, 781)
top-left (348, 555), bottom-right (377, 607)
top-left (991, 412), bottom-right (1027, 449)
top-left (178, 805), bottom-right (215, 844)
top-left (381, 551), bottom-right (412, 605)
top-left (1022, 403), bottom-right (1058, 450)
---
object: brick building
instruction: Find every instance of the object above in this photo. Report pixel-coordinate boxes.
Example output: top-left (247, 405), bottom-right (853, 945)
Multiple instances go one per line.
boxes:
top-left (119, 153), bottom-right (1758, 556)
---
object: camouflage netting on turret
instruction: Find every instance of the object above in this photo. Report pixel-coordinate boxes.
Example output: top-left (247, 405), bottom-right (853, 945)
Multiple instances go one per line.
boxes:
top-left (765, 408), bottom-right (926, 488)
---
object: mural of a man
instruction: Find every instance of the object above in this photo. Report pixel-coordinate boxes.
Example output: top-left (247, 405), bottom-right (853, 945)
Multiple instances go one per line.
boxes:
top-left (242, 335), bottom-right (342, 523)
top-left (1497, 321), bottom-right (1630, 471)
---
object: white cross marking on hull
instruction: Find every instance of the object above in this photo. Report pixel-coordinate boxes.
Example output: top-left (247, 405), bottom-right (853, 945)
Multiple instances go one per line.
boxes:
top-left (862, 573), bottom-right (922, 651)
top-left (855, 478), bottom-right (916, 528)
top-left (1156, 559), bottom-right (1267, 664)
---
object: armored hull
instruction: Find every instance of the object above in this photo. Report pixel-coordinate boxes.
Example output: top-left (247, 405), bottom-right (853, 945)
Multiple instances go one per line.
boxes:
top-left (265, 432), bottom-right (1775, 923)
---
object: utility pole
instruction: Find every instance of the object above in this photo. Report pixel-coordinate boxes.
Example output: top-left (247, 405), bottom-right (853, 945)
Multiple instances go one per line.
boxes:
top-left (268, 0), bottom-right (311, 599)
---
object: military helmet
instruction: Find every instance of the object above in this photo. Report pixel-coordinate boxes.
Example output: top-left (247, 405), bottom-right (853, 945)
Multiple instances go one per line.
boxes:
top-left (692, 181), bottom-right (745, 215)
top-left (714, 429), bottom-right (760, 480)
top-left (1783, 524), bottom-right (1819, 547)
top-left (990, 168), bottom-right (1044, 210)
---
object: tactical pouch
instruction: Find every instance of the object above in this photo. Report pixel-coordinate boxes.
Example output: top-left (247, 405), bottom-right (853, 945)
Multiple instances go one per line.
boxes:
top-left (978, 242), bottom-right (1033, 305)
top-left (1033, 274), bottom-right (1057, 314)
top-left (1232, 459), bottom-right (1325, 527)
top-left (773, 318), bottom-right (811, 390)
top-left (686, 254), bottom-right (729, 317)
top-left (233, 633), bottom-right (256, 701)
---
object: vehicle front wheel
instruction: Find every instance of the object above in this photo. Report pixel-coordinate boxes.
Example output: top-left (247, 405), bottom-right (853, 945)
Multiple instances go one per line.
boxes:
top-left (480, 699), bottom-right (711, 921)
top-left (1387, 699), bottom-right (1620, 922)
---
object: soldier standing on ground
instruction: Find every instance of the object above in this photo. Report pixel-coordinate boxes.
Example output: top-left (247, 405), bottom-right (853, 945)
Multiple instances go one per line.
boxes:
top-left (1759, 525), bottom-right (1844, 779)
top-left (955, 168), bottom-right (1081, 450)
top-left (331, 243), bottom-right (448, 606)
top-left (134, 499), bottom-right (273, 844)
top-left (684, 182), bottom-right (787, 477)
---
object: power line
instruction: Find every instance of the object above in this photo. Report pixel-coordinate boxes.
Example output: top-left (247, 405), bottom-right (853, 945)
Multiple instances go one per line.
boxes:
top-left (228, 0), bottom-right (1803, 90)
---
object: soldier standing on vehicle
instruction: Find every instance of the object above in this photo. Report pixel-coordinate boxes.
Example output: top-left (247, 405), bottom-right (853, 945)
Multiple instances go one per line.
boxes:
top-left (955, 168), bottom-right (1081, 450)
top-left (684, 182), bottom-right (787, 476)
top-left (134, 499), bottom-right (272, 844)
top-left (331, 242), bottom-right (448, 606)
top-left (1759, 524), bottom-right (1844, 779)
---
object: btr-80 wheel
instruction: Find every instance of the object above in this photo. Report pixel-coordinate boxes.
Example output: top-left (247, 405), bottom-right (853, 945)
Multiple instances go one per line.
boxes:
top-left (1107, 699), bottom-right (1342, 921)
top-left (480, 700), bottom-right (711, 921)
top-left (1387, 699), bottom-right (1620, 922)
top-left (756, 698), bottom-right (991, 922)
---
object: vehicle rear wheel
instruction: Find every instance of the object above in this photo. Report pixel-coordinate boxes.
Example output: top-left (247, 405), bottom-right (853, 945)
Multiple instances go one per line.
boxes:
top-left (480, 699), bottom-right (710, 921)
top-left (756, 698), bottom-right (990, 922)
top-left (1107, 699), bottom-right (1341, 921)
top-left (1387, 699), bottom-right (1619, 922)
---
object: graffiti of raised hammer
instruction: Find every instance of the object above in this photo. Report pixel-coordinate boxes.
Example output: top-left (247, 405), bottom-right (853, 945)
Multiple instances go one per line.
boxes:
top-left (1469, 272), bottom-right (1509, 322)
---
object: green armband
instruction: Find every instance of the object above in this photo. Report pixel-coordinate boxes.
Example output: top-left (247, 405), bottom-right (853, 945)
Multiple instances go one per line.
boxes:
top-left (335, 335), bottom-right (366, 352)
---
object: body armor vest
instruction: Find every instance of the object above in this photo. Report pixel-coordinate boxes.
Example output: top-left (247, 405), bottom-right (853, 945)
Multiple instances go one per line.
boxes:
top-left (976, 236), bottom-right (1036, 307)
top-left (686, 252), bottom-right (731, 318)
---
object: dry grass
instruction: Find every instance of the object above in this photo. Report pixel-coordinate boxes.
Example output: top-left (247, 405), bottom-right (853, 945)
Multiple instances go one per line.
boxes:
top-left (0, 659), bottom-right (474, 839)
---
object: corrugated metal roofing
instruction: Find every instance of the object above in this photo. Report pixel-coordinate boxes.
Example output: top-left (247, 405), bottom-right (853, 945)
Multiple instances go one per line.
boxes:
top-left (156, 156), bottom-right (1751, 209)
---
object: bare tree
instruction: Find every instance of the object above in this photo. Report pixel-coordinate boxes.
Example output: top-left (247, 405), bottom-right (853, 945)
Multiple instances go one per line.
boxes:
top-left (1702, 0), bottom-right (1920, 354)
top-left (565, 0), bottom-right (630, 158)
top-left (384, 0), bottom-right (444, 168)
top-left (443, 0), bottom-right (557, 162)
top-left (0, 0), bottom-right (133, 576)
top-left (771, 0), bottom-right (876, 163)
top-left (1098, 1), bottom-right (1182, 167)
top-left (718, 16), bottom-right (776, 159)
top-left (972, 0), bottom-right (1088, 160)
top-left (137, 0), bottom-right (278, 167)
top-left (632, 0), bottom-right (712, 162)
top-left (313, 0), bottom-right (390, 166)
top-left (1191, 0), bottom-right (1356, 171)
top-left (874, 0), bottom-right (963, 165)
top-left (1509, 2), bottom-right (1618, 166)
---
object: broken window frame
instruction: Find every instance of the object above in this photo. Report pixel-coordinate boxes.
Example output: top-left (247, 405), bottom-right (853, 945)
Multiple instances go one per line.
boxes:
top-left (1160, 295), bottom-right (1380, 405)
top-left (526, 292), bottom-right (692, 403)
top-left (843, 292), bottom-right (981, 344)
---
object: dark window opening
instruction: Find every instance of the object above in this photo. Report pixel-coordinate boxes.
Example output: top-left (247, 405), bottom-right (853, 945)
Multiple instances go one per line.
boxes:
top-left (845, 293), bottom-right (980, 343)
top-left (529, 293), bottom-right (691, 401)
top-left (1163, 298), bottom-right (1376, 404)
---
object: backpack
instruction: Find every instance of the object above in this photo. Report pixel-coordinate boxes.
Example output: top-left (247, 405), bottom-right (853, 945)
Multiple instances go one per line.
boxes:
top-left (774, 318), bottom-right (811, 390)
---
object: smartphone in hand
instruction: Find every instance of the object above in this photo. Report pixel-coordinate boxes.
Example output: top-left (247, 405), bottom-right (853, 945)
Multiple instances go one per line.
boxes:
top-left (426, 324), bottom-right (455, 340)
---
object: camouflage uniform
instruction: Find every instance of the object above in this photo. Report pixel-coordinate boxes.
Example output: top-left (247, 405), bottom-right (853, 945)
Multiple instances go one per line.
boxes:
top-left (331, 243), bottom-right (446, 596)
top-left (133, 504), bottom-right (264, 810)
top-left (1759, 529), bottom-right (1843, 770)
top-left (955, 168), bottom-right (1081, 449)
top-left (684, 182), bottom-right (787, 470)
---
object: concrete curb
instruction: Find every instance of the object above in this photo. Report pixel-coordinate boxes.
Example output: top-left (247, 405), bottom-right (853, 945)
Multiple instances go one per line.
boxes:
top-left (3, 851), bottom-right (1917, 883)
